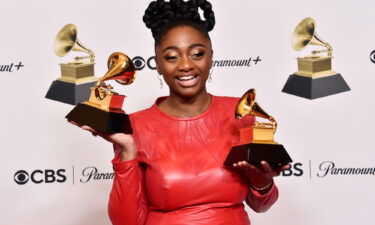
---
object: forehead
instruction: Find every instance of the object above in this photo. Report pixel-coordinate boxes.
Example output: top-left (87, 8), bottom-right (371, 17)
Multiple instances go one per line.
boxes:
top-left (157, 26), bottom-right (211, 50)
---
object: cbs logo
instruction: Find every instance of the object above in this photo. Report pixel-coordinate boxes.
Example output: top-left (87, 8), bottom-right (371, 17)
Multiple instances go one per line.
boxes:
top-left (132, 56), bottom-right (156, 70)
top-left (14, 169), bottom-right (66, 185)
top-left (279, 162), bottom-right (303, 177)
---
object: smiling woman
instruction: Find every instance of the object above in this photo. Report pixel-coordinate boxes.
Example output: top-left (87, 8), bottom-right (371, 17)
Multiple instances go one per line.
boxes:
top-left (69, 0), bottom-right (287, 225)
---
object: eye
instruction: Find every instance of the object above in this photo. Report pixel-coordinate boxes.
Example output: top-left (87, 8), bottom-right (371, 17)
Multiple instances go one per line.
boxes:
top-left (164, 55), bottom-right (178, 61)
top-left (191, 52), bottom-right (204, 59)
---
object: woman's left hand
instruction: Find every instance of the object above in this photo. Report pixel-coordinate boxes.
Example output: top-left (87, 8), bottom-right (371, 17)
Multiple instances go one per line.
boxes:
top-left (233, 161), bottom-right (290, 194)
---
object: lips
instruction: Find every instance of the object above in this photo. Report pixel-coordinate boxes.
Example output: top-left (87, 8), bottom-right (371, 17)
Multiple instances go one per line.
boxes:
top-left (176, 75), bottom-right (199, 87)
top-left (177, 75), bottom-right (196, 81)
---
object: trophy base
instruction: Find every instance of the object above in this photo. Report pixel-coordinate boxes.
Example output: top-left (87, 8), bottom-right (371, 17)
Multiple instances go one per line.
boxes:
top-left (45, 80), bottom-right (96, 105)
top-left (282, 73), bottom-right (350, 99)
top-left (65, 103), bottom-right (133, 134)
top-left (224, 143), bottom-right (292, 167)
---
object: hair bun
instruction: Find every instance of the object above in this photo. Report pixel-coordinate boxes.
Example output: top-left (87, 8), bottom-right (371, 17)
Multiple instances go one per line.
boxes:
top-left (191, 0), bottom-right (215, 31)
top-left (143, 0), bottom-right (215, 38)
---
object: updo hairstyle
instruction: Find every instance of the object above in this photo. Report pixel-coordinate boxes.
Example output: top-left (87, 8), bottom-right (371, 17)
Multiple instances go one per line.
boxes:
top-left (143, 0), bottom-right (215, 46)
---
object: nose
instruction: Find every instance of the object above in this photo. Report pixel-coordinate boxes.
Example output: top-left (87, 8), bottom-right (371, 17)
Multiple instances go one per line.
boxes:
top-left (177, 55), bottom-right (194, 72)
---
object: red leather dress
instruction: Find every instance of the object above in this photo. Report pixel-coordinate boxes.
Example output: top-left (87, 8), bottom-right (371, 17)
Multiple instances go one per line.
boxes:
top-left (108, 95), bottom-right (279, 225)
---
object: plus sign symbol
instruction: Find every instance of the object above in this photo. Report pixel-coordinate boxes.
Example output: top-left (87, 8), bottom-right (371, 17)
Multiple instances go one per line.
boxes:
top-left (252, 56), bottom-right (262, 65)
top-left (14, 62), bottom-right (24, 70)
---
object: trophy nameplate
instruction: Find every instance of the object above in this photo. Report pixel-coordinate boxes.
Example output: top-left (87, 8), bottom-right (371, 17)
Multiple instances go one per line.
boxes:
top-left (66, 52), bottom-right (136, 134)
top-left (282, 17), bottom-right (350, 99)
top-left (224, 89), bottom-right (292, 167)
top-left (46, 24), bottom-right (98, 105)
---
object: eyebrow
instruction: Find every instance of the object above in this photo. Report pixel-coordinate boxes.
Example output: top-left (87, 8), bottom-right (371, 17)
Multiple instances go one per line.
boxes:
top-left (162, 43), bottom-right (207, 53)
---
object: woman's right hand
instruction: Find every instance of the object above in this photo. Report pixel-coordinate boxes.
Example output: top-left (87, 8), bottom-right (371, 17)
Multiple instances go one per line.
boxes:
top-left (68, 120), bottom-right (137, 161)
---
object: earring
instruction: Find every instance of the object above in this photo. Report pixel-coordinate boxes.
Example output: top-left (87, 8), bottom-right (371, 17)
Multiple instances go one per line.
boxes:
top-left (158, 75), bottom-right (164, 89)
top-left (208, 68), bottom-right (213, 83)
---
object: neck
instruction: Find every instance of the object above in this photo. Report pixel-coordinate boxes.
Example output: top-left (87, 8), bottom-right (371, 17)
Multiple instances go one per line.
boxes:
top-left (159, 89), bottom-right (211, 118)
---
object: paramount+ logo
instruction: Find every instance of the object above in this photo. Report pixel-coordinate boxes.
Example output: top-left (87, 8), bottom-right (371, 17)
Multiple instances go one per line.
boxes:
top-left (317, 161), bottom-right (375, 177)
top-left (14, 169), bottom-right (66, 185)
top-left (0, 61), bottom-right (24, 72)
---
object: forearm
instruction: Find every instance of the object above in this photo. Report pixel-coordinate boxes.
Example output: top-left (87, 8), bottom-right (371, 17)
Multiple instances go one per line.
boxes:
top-left (245, 182), bottom-right (279, 213)
top-left (108, 155), bottom-right (148, 225)
top-left (116, 142), bottom-right (137, 162)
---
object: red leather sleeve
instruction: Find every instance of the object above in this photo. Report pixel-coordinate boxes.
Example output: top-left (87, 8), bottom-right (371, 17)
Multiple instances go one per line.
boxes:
top-left (108, 153), bottom-right (148, 225)
top-left (245, 183), bottom-right (279, 213)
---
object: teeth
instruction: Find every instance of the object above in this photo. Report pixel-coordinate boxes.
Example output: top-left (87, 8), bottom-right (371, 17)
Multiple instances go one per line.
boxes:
top-left (178, 75), bottom-right (195, 81)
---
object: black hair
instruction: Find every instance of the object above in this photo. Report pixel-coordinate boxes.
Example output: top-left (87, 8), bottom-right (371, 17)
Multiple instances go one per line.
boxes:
top-left (143, 0), bottom-right (215, 46)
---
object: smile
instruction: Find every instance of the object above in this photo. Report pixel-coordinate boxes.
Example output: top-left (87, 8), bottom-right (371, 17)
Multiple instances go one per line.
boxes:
top-left (176, 75), bottom-right (198, 81)
top-left (175, 75), bottom-right (199, 87)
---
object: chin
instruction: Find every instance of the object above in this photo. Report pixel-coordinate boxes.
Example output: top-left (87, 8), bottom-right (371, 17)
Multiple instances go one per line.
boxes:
top-left (173, 86), bottom-right (207, 99)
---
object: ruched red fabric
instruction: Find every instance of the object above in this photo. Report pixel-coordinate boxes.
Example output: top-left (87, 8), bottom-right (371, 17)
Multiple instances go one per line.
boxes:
top-left (108, 95), bottom-right (279, 225)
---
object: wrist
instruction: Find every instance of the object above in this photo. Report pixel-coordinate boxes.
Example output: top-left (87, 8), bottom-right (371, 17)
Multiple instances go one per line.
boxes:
top-left (117, 143), bottom-right (137, 161)
top-left (250, 180), bottom-right (274, 194)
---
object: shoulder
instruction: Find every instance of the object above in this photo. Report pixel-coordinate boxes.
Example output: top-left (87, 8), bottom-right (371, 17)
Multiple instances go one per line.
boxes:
top-left (213, 95), bottom-right (240, 103)
top-left (128, 97), bottom-right (169, 135)
top-left (211, 95), bottom-right (240, 111)
top-left (129, 107), bottom-right (154, 120)
top-left (128, 106), bottom-right (158, 131)
top-left (128, 96), bottom-right (167, 123)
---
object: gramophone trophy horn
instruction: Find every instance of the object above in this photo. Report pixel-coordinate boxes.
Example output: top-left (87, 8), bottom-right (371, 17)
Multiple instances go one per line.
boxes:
top-left (235, 89), bottom-right (277, 131)
top-left (225, 89), bottom-right (292, 167)
top-left (97, 52), bottom-right (136, 86)
top-left (54, 24), bottom-right (95, 62)
top-left (65, 52), bottom-right (136, 134)
top-left (46, 24), bottom-right (98, 105)
top-left (282, 17), bottom-right (350, 99)
top-left (292, 17), bottom-right (332, 56)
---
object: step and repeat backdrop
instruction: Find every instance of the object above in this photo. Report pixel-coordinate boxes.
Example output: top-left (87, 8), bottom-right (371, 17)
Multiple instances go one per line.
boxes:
top-left (1, 0), bottom-right (374, 225)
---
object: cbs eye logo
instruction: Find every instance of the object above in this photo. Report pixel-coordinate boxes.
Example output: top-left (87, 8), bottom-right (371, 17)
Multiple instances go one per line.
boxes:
top-left (370, 50), bottom-right (375, 63)
top-left (132, 56), bottom-right (156, 70)
top-left (14, 169), bottom-right (66, 185)
top-left (14, 170), bottom-right (29, 185)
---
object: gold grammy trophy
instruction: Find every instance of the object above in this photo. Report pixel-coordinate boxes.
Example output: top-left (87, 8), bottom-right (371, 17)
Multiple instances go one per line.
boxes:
top-left (65, 52), bottom-right (135, 133)
top-left (282, 17), bottom-right (350, 99)
top-left (45, 24), bottom-right (98, 105)
top-left (224, 89), bottom-right (292, 167)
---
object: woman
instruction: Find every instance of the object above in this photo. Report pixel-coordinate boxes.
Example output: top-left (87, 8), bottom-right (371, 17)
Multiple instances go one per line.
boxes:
top-left (74, 0), bottom-right (289, 224)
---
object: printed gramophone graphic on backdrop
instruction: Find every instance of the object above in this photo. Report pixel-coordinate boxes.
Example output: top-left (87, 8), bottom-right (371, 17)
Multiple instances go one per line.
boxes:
top-left (224, 89), bottom-right (292, 167)
top-left (45, 24), bottom-right (98, 105)
top-left (282, 17), bottom-right (350, 99)
top-left (65, 52), bottom-right (136, 134)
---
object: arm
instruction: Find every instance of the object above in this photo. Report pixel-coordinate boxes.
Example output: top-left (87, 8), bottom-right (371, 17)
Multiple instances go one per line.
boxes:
top-left (233, 160), bottom-right (288, 213)
top-left (108, 152), bottom-right (148, 225)
top-left (67, 117), bottom-right (146, 224)
top-left (245, 182), bottom-right (278, 213)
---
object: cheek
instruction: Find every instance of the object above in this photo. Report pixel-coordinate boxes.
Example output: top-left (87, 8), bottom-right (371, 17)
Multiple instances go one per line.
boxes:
top-left (197, 60), bottom-right (212, 75)
top-left (156, 59), bottom-right (174, 75)
top-left (161, 64), bottom-right (176, 76)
